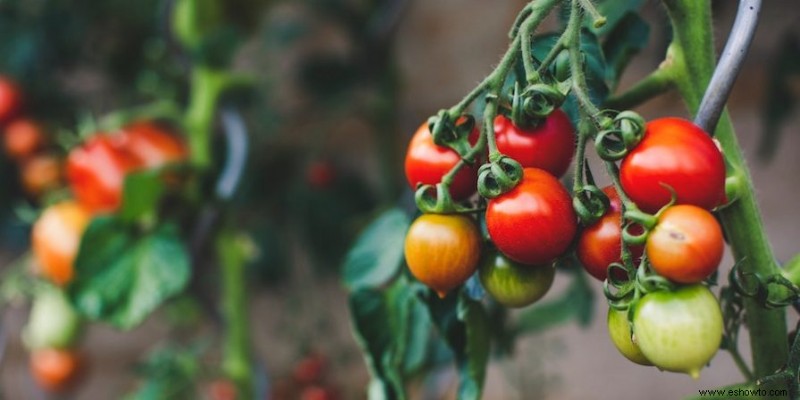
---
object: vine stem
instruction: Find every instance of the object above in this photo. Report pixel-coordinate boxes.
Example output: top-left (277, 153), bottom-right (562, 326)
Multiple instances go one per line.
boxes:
top-left (661, 0), bottom-right (787, 382)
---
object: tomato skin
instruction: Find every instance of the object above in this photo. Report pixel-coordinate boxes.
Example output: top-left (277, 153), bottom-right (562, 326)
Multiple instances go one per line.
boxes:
top-left (607, 308), bottom-right (651, 366)
top-left (21, 153), bottom-right (63, 197)
top-left (66, 135), bottom-right (142, 213)
top-left (23, 288), bottom-right (82, 350)
top-left (577, 187), bottom-right (643, 281)
top-left (118, 121), bottom-right (188, 168)
top-left (31, 201), bottom-right (91, 286)
top-left (0, 77), bottom-right (22, 125)
top-left (3, 118), bottom-right (44, 160)
top-left (404, 214), bottom-right (481, 297)
top-left (30, 348), bottom-right (83, 392)
top-left (494, 110), bottom-right (575, 177)
top-left (404, 123), bottom-right (478, 200)
top-left (633, 285), bottom-right (723, 379)
top-left (486, 168), bottom-right (576, 265)
top-left (646, 205), bottom-right (724, 283)
top-left (479, 250), bottom-right (554, 308)
top-left (620, 118), bottom-right (725, 213)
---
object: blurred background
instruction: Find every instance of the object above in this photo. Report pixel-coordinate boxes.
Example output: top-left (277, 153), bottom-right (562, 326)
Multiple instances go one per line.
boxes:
top-left (0, 0), bottom-right (798, 399)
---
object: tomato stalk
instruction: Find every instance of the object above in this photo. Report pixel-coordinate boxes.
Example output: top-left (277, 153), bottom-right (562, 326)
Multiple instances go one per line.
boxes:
top-left (217, 230), bottom-right (253, 398)
top-left (662, 0), bottom-right (788, 382)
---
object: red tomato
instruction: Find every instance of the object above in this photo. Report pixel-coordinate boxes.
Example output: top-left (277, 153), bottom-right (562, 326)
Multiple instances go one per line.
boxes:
top-left (32, 201), bottom-right (91, 286)
top-left (293, 353), bottom-right (326, 385)
top-left (577, 187), bottom-right (643, 281)
top-left (206, 379), bottom-right (238, 400)
top-left (0, 77), bottom-right (22, 125)
top-left (300, 386), bottom-right (339, 400)
top-left (66, 135), bottom-right (142, 213)
top-left (404, 122), bottom-right (478, 200)
top-left (117, 121), bottom-right (188, 168)
top-left (494, 110), bottom-right (575, 177)
top-left (486, 168), bottom-right (576, 265)
top-left (30, 348), bottom-right (83, 393)
top-left (3, 118), bottom-right (45, 160)
top-left (20, 153), bottom-right (63, 197)
top-left (646, 205), bottom-right (724, 283)
top-left (620, 118), bottom-right (725, 213)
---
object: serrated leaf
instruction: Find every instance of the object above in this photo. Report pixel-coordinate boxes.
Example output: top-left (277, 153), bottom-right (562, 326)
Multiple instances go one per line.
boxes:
top-left (121, 170), bottom-right (166, 222)
top-left (343, 208), bottom-right (409, 290)
top-left (515, 271), bottom-right (594, 335)
top-left (68, 217), bottom-right (190, 330)
top-left (602, 12), bottom-right (650, 89)
top-left (424, 290), bottom-right (490, 400)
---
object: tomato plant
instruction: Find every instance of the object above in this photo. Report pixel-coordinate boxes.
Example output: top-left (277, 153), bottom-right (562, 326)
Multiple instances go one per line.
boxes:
top-left (404, 213), bottom-right (481, 297)
top-left (494, 110), bottom-right (575, 177)
top-left (620, 117), bottom-right (726, 213)
top-left (486, 167), bottom-right (576, 266)
top-left (404, 122), bottom-right (478, 200)
top-left (632, 285), bottom-right (723, 379)
top-left (647, 204), bottom-right (724, 283)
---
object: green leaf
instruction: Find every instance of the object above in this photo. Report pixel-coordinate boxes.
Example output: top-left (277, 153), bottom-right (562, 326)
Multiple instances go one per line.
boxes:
top-left (342, 208), bottom-right (409, 291)
top-left (121, 170), bottom-right (166, 222)
top-left (349, 279), bottom-right (433, 400)
top-left (515, 271), bottom-right (594, 335)
top-left (602, 12), bottom-right (650, 89)
top-left (425, 291), bottom-right (490, 400)
top-left (68, 217), bottom-right (190, 330)
top-left (124, 343), bottom-right (205, 400)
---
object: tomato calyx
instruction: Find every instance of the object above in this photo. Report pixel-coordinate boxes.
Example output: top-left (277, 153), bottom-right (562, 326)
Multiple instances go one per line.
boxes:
top-left (594, 111), bottom-right (646, 161)
top-left (427, 111), bottom-right (477, 160)
top-left (572, 184), bottom-right (611, 226)
top-left (477, 155), bottom-right (523, 199)
top-left (507, 82), bottom-right (567, 128)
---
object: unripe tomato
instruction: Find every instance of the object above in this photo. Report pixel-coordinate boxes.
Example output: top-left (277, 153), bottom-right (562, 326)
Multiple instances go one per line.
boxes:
top-left (620, 118), bottom-right (725, 213)
top-left (20, 153), bottom-right (63, 197)
top-left (646, 205), bottom-right (724, 283)
top-left (23, 288), bottom-right (82, 350)
top-left (3, 118), bottom-right (44, 160)
top-left (479, 249), bottom-right (555, 308)
top-left (404, 122), bottom-right (478, 200)
top-left (494, 110), bottom-right (575, 177)
top-left (0, 77), bottom-right (22, 125)
top-left (30, 348), bottom-right (83, 392)
top-left (607, 307), bottom-right (651, 366)
top-left (404, 214), bottom-right (481, 298)
top-left (117, 121), bottom-right (188, 168)
top-left (633, 285), bottom-right (723, 379)
top-left (577, 187), bottom-right (643, 281)
top-left (66, 135), bottom-right (142, 213)
top-left (486, 168), bottom-right (576, 265)
top-left (32, 201), bottom-right (91, 286)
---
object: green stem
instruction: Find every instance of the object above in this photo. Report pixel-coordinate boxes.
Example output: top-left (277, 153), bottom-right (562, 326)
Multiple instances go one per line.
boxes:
top-left (185, 67), bottom-right (230, 168)
top-left (217, 230), bottom-right (253, 398)
top-left (603, 66), bottom-right (674, 110)
top-left (662, 0), bottom-right (787, 381)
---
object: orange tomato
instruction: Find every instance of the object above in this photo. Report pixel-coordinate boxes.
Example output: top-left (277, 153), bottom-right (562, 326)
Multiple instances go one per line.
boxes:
top-left (118, 121), bottom-right (188, 168)
top-left (30, 348), bottom-right (83, 392)
top-left (20, 153), bottom-right (63, 197)
top-left (31, 202), bottom-right (91, 285)
top-left (3, 118), bottom-right (44, 160)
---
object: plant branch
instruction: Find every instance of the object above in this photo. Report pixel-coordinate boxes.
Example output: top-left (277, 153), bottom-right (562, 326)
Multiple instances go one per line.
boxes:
top-left (603, 67), bottom-right (674, 111)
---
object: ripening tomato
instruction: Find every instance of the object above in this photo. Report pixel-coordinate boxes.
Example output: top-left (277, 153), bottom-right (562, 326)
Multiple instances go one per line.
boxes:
top-left (577, 187), bottom-right (644, 281)
top-left (22, 288), bottom-right (83, 350)
top-left (31, 201), bottom-right (91, 286)
top-left (30, 348), bottom-right (83, 392)
top-left (404, 214), bottom-right (481, 298)
top-left (633, 285), bottom-right (723, 379)
top-left (0, 77), bottom-right (22, 125)
top-left (404, 122), bottom-right (478, 200)
top-left (607, 307), bottom-right (651, 366)
top-left (3, 118), bottom-right (45, 160)
top-left (117, 121), bottom-right (188, 168)
top-left (646, 205), bottom-right (724, 283)
top-left (66, 135), bottom-right (142, 213)
top-left (486, 168), bottom-right (576, 265)
top-left (20, 153), bottom-right (63, 197)
top-left (620, 118), bottom-right (725, 213)
top-left (494, 110), bottom-right (575, 177)
top-left (479, 249), bottom-right (555, 308)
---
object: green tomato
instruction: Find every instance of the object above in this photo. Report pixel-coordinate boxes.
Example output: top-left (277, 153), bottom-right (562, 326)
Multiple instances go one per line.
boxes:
top-left (633, 284), bottom-right (723, 379)
top-left (23, 287), bottom-right (83, 350)
top-left (607, 307), bottom-right (651, 366)
top-left (479, 250), bottom-right (555, 308)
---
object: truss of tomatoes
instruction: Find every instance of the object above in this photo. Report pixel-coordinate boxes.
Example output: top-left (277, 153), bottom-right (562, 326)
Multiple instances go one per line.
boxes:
top-left (403, 111), bottom-right (729, 378)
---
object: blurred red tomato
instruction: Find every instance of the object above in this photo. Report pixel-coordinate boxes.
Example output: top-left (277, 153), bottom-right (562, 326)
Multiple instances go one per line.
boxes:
top-left (66, 135), bottom-right (141, 213)
top-left (118, 121), bottom-right (188, 168)
top-left (0, 77), bottom-right (22, 125)
top-left (20, 153), bottom-right (63, 197)
top-left (3, 118), bottom-right (44, 160)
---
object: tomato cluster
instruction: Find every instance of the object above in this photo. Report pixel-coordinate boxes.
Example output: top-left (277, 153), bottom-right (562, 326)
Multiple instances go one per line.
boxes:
top-left (403, 110), bottom-right (576, 307)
